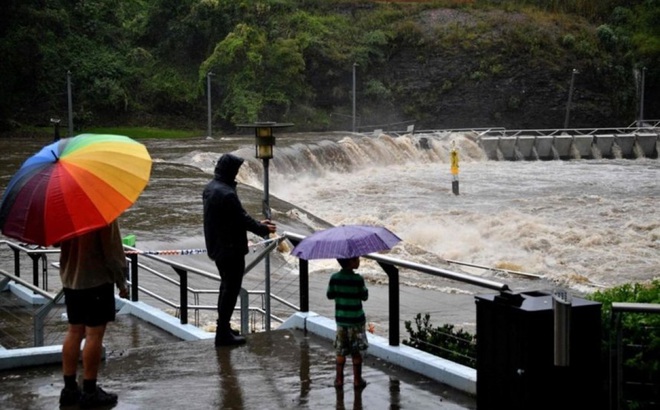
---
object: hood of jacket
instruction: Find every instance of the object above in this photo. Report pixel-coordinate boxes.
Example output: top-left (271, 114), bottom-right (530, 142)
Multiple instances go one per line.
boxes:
top-left (214, 153), bottom-right (244, 184)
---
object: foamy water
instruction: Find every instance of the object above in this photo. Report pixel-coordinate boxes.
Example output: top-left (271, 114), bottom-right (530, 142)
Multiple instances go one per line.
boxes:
top-left (237, 132), bottom-right (660, 292)
top-left (1, 132), bottom-right (658, 297)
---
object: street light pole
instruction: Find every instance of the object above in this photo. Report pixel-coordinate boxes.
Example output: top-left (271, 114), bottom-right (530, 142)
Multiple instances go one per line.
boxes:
top-left (207, 72), bottom-right (214, 138)
top-left (236, 121), bottom-right (293, 331)
top-left (352, 62), bottom-right (357, 132)
top-left (563, 68), bottom-right (578, 129)
top-left (639, 67), bottom-right (646, 127)
top-left (67, 71), bottom-right (73, 137)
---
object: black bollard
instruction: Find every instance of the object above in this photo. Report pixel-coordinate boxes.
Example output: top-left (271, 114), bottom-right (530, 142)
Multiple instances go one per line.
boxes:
top-left (452, 179), bottom-right (459, 195)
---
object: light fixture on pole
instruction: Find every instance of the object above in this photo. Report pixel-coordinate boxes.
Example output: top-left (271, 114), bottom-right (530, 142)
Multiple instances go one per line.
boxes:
top-left (207, 72), bottom-right (214, 138)
top-left (563, 68), bottom-right (578, 129)
top-left (237, 121), bottom-right (293, 331)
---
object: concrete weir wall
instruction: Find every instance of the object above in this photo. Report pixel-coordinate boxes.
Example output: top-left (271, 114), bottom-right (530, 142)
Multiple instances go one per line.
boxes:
top-left (479, 132), bottom-right (659, 160)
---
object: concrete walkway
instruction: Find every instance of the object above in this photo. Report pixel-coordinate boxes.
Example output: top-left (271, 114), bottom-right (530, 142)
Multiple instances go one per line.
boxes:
top-left (0, 326), bottom-right (477, 410)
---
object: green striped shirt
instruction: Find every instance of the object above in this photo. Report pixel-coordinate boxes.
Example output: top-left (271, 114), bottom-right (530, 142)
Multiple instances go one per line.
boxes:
top-left (326, 269), bottom-right (369, 327)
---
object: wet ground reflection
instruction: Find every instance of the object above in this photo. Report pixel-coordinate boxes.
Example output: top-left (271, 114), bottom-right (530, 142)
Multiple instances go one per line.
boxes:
top-left (0, 328), bottom-right (476, 410)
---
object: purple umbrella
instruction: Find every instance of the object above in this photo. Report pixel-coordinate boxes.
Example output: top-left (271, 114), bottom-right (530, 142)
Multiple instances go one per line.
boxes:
top-left (290, 225), bottom-right (401, 260)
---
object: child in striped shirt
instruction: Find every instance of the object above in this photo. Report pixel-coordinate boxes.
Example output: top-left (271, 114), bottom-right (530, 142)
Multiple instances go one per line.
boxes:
top-left (326, 257), bottom-right (369, 389)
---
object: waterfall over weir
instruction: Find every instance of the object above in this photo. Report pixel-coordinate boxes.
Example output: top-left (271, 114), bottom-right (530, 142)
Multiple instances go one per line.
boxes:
top-left (232, 126), bottom-right (659, 183)
top-left (233, 131), bottom-right (489, 181)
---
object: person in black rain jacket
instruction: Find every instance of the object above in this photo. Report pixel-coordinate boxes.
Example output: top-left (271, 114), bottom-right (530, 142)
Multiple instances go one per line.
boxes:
top-left (203, 153), bottom-right (276, 346)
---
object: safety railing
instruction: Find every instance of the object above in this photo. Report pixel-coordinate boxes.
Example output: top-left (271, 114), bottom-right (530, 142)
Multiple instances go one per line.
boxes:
top-left (282, 231), bottom-right (510, 347)
top-left (0, 267), bottom-right (62, 347)
top-left (0, 238), bottom-right (290, 342)
top-left (478, 123), bottom-right (660, 138)
top-left (1, 241), bottom-right (59, 291)
top-left (2, 232), bottom-right (511, 351)
top-left (121, 238), bottom-right (287, 331)
top-left (609, 302), bottom-right (660, 410)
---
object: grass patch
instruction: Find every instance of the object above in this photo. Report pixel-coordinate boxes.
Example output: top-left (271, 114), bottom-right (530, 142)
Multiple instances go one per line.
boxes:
top-left (80, 127), bottom-right (203, 139)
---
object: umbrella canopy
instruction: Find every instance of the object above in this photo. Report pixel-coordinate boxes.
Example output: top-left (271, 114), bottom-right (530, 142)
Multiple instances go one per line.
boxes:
top-left (0, 133), bottom-right (152, 246)
top-left (290, 224), bottom-right (401, 260)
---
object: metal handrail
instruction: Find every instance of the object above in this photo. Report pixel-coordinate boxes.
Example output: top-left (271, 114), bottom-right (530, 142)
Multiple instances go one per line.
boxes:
top-left (478, 124), bottom-right (659, 138)
top-left (609, 302), bottom-right (660, 410)
top-left (0, 268), bottom-right (61, 347)
top-left (1, 240), bottom-right (59, 291)
top-left (0, 239), bottom-right (287, 336)
top-left (0, 268), bottom-right (57, 300)
top-left (2, 231), bottom-right (510, 347)
top-left (282, 230), bottom-right (509, 346)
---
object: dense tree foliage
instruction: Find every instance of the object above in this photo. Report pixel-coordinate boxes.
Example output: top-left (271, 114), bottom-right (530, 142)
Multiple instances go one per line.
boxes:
top-left (1, 0), bottom-right (658, 132)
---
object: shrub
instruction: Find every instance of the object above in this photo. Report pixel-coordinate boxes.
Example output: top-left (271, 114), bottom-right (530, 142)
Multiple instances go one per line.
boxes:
top-left (587, 279), bottom-right (660, 410)
top-left (403, 312), bottom-right (476, 367)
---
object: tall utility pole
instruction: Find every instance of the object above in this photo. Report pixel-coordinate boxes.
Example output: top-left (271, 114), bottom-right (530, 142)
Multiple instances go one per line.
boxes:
top-left (352, 62), bottom-right (357, 132)
top-left (67, 71), bottom-right (73, 137)
top-left (563, 68), bottom-right (578, 129)
top-left (207, 72), bottom-right (214, 138)
top-left (638, 67), bottom-right (646, 127)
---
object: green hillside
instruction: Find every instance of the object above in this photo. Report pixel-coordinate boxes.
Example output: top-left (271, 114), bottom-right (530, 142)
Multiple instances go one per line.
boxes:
top-left (1, 0), bottom-right (657, 133)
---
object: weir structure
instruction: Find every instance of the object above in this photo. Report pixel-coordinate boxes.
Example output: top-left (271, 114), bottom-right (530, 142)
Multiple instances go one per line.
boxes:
top-left (475, 122), bottom-right (660, 161)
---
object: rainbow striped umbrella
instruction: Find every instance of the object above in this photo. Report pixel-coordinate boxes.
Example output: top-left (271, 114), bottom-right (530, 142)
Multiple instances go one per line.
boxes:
top-left (0, 134), bottom-right (152, 246)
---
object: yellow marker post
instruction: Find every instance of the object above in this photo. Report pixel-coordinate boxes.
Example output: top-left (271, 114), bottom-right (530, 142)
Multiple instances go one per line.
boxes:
top-left (450, 142), bottom-right (459, 195)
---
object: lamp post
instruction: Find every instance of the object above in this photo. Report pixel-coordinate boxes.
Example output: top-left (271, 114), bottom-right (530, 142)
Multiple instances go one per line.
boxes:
top-left (352, 62), bottom-right (357, 132)
top-left (563, 68), bottom-right (578, 129)
top-left (236, 121), bottom-right (293, 331)
top-left (67, 71), bottom-right (73, 137)
top-left (207, 72), bottom-right (214, 138)
top-left (638, 66), bottom-right (646, 127)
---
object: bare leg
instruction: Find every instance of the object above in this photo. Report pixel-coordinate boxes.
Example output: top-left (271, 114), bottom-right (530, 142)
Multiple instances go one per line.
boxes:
top-left (62, 324), bottom-right (85, 377)
top-left (81, 324), bottom-right (107, 380)
top-left (352, 354), bottom-right (367, 389)
top-left (335, 355), bottom-right (346, 387)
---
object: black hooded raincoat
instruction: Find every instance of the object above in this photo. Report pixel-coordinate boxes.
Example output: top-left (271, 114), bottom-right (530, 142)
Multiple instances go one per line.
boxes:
top-left (202, 153), bottom-right (271, 261)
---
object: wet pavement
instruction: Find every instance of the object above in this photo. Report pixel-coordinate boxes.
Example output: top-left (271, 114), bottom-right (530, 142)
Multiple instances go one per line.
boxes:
top-left (1, 327), bottom-right (477, 409)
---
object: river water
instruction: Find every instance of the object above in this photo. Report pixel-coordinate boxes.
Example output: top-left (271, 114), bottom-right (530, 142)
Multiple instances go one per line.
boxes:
top-left (1, 131), bottom-right (659, 331)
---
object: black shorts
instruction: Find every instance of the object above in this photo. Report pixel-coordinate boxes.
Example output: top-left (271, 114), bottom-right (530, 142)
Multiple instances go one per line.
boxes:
top-left (64, 283), bottom-right (116, 327)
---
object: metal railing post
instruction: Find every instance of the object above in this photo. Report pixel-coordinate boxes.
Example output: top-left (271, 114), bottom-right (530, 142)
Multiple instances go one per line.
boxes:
top-left (41, 254), bottom-right (48, 291)
top-left (12, 247), bottom-right (20, 277)
top-left (173, 267), bottom-right (188, 324)
top-left (240, 288), bottom-right (249, 334)
top-left (29, 253), bottom-right (41, 287)
top-left (378, 261), bottom-right (400, 346)
top-left (129, 253), bottom-right (139, 302)
top-left (300, 259), bottom-right (309, 312)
